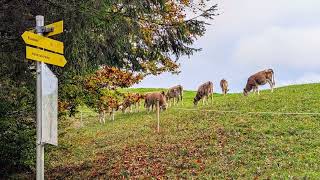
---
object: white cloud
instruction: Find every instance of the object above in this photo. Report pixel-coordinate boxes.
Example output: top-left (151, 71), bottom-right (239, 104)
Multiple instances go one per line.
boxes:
top-left (233, 26), bottom-right (320, 69)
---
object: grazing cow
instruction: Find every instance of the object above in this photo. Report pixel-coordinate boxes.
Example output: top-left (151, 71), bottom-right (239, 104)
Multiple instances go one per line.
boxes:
top-left (166, 85), bottom-right (183, 107)
top-left (144, 91), bottom-right (167, 112)
top-left (98, 106), bottom-right (116, 124)
top-left (98, 98), bottom-right (121, 123)
top-left (121, 93), bottom-right (145, 113)
top-left (243, 69), bottom-right (275, 96)
top-left (193, 81), bottom-right (214, 106)
top-left (220, 79), bottom-right (229, 95)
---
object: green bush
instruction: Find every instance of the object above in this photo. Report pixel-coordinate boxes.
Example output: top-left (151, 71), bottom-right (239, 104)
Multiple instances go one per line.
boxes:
top-left (0, 116), bottom-right (36, 176)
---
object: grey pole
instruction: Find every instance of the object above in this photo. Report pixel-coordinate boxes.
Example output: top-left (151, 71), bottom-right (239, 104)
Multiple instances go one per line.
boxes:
top-left (36, 15), bottom-right (44, 180)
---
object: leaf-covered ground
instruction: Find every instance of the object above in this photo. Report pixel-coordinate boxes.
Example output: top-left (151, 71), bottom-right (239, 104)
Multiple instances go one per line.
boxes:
top-left (46, 84), bottom-right (320, 179)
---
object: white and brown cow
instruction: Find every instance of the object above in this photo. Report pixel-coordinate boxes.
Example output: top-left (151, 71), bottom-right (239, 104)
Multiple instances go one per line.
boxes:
top-left (243, 69), bottom-right (275, 96)
top-left (98, 97), bottom-right (121, 123)
top-left (166, 85), bottom-right (183, 107)
top-left (193, 81), bottom-right (214, 106)
top-left (220, 79), bottom-right (229, 95)
top-left (144, 91), bottom-right (167, 112)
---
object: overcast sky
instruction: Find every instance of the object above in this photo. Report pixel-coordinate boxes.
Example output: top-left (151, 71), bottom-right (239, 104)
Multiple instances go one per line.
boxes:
top-left (134, 0), bottom-right (320, 92)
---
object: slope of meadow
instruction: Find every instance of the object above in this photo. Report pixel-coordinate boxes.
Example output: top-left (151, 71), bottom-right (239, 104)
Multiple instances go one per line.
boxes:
top-left (46, 84), bottom-right (320, 179)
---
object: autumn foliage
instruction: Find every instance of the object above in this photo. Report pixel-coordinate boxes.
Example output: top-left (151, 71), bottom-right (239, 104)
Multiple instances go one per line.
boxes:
top-left (84, 66), bottom-right (143, 113)
top-left (85, 66), bottom-right (143, 91)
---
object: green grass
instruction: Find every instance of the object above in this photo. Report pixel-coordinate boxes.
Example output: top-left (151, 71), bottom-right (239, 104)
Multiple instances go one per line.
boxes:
top-left (46, 84), bottom-right (320, 179)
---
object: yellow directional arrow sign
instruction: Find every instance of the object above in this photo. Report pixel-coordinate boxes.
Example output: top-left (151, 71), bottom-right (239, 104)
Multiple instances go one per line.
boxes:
top-left (26, 46), bottom-right (67, 67)
top-left (22, 31), bottom-right (63, 54)
top-left (44, 20), bottom-right (63, 37)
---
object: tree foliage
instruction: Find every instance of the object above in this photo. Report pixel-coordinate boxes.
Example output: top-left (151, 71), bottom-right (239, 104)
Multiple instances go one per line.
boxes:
top-left (0, 0), bottom-right (218, 176)
top-left (83, 66), bottom-right (143, 111)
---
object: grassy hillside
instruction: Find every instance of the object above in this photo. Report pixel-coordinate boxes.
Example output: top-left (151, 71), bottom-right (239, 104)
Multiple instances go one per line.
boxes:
top-left (46, 84), bottom-right (320, 179)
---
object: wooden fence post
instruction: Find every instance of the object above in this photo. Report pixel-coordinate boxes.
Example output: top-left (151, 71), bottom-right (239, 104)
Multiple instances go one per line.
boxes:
top-left (157, 100), bottom-right (160, 133)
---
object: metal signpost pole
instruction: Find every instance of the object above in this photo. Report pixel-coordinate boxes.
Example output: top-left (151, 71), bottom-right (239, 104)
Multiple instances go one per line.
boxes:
top-left (35, 15), bottom-right (44, 180)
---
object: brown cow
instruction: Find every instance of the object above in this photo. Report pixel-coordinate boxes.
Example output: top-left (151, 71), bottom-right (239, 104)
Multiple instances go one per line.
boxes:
top-left (121, 93), bottom-right (145, 113)
top-left (166, 85), bottom-right (183, 107)
top-left (243, 69), bottom-right (275, 96)
top-left (98, 97), bottom-right (121, 123)
top-left (144, 91), bottom-right (167, 112)
top-left (220, 79), bottom-right (229, 95)
top-left (193, 81), bottom-right (214, 106)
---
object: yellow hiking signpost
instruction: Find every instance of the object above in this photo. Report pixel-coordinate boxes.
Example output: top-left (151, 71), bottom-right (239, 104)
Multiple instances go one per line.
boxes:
top-left (43, 20), bottom-right (63, 37)
top-left (22, 16), bottom-right (66, 180)
top-left (26, 46), bottom-right (67, 67)
top-left (22, 20), bottom-right (66, 67)
top-left (22, 31), bottom-right (64, 54)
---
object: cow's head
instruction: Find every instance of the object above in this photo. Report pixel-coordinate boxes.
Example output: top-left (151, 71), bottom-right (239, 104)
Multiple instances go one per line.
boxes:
top-left (161, 103), bottom-right (167, 111)
top-left (243, 88), bottom-right (248, 96)
top-left (193, 98), bottom-right (199, 106)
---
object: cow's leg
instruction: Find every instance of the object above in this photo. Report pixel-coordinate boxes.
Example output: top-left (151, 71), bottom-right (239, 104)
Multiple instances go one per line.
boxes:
top-left (267, 79), bottom-right (274, 93)
top-left (133, 104), bottom-right (136, 112)
top-left (202, 97), bottom-right (205, 105)
top-left (136, 102), bottom-right (139, 112)
top-left (257, 86), bottom-right (260, 95)
top-left (253, 86), bottom-right (258, 94)
top-left (181, 95), bottom-right (183, 105)
top-left (137, 102), bottom-right (140, 112)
